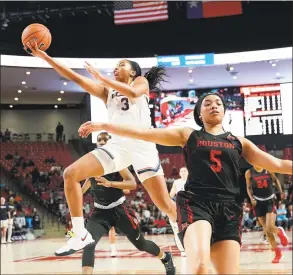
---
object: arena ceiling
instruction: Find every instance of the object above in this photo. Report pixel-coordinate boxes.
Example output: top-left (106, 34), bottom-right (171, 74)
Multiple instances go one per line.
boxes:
top-left (1, 58), bottom-right (292, 105)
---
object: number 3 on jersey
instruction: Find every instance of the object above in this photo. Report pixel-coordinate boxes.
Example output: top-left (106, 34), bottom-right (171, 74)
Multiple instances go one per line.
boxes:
top-left (121, 98), bottom-right (129, 111)
top-left (210, 150), bottom-right (222, 173)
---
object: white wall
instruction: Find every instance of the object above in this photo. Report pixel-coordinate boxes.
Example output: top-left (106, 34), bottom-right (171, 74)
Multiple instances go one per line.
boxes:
top-left (1, 109), bottom-right (81, 140)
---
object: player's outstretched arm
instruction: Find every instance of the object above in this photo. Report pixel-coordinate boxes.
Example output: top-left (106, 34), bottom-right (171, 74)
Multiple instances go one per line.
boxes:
top-left (26, 40), bottom-right (108, 102)
top-left (245, 170), bottom-right (256, 205)
top-left (84, 61), bottom-right (148, 99)
top-left (95, 168), bottom-right (137, 190)
top-left (78, 121), bottom-right (193, 147)
top-left (81, 178), bottom-right (91, 194)
top-left (240, 137), bottom-right (292, 175)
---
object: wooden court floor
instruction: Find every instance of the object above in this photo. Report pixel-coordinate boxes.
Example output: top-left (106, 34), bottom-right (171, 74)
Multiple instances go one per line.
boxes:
top-left (1, 231), bottom-right (292, 274)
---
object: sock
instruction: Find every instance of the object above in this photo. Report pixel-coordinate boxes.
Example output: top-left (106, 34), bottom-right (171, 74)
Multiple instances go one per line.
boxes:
top-left (71, 217), bottom-right (86, 236)
top-left (111, 244), bottom-right (116, 251)
top-left (8, 224), bottom-right (13, 241)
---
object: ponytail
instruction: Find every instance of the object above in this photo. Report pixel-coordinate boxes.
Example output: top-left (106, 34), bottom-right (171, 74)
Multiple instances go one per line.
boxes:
top-left (144, 65), bottom-right (168, 91)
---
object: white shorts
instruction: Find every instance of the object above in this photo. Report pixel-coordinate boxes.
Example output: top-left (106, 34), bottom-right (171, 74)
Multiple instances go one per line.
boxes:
top-left (1, 219), bottom-right (8, 228)
top-left (90, 140), bottom-right (164, 183)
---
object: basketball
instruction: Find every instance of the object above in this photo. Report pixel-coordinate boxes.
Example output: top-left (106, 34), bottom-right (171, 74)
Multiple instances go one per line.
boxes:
top-left (21, 23), bottom-right (52, 51)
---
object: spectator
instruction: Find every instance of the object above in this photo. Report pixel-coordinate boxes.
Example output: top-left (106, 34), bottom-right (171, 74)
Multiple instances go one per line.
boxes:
top-left (276, 203), bottom-right (288, 229)
top-left (13, 152), bottom-right (20, 165)
top-left (242, 199), bottom-right (254, 231)
top-left (1, 197), bottom-right (8, 243)
top-left (136, 187), bottom-right (144, 199)
top-left (4, 129), bottom-right (11, 141)
top-left (31, 167), bottom-right (40, 184)
top-left (0, 131), bottom-right (3, 142)
top-left (151, 214), bottom-right (168, 235)
top-left (56, 122), bottom-right (64, 142)
top-left (287, 182), bottom-right (293, 204)
top-left (32, 209), bottom-right (41, 230)
top-left (287, 204), bottom-right (293, 230)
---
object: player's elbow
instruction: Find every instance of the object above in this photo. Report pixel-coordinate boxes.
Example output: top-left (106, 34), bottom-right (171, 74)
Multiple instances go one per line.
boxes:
top-left (128, 180), bottom-right (137, 190)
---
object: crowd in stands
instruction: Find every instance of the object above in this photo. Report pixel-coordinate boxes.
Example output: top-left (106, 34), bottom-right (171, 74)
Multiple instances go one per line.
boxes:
top-left (1, 135), bottom-right (292, 239)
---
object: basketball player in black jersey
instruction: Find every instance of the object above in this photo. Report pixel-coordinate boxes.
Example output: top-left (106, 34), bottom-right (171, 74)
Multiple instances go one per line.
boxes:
top-left (246, 165), bottom-right (288, 263)
top-left (79, 92), bottom-right (292, 274)
top-left (77, 132), bottom-right (175, 275)
top-left (95, 132), bottom-right (118, 257)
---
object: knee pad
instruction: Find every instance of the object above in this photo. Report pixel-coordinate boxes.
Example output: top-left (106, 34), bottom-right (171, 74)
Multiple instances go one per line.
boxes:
top-left (82, 243), bottom-right (96, 268)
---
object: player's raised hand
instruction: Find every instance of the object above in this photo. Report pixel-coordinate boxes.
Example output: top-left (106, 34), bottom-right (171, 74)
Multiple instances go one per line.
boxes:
top-left (25, 39), bottom-right (48, 59)
top-left (95, 177), bottom-right (112, 188)
top-left (84, 62), bottom-right (103, 81)
top-left (78, 121), bottom-right (105, 138)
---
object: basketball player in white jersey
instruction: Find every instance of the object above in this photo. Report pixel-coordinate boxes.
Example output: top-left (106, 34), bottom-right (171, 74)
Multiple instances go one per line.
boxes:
top-left (26, 40), bottom-right (184, 256)
top-left (169, 167), bottom-right (188, 200)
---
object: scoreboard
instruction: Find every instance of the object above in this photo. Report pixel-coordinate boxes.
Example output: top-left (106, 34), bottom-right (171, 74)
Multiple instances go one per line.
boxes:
top-left (241, 85), bottom-right (283, 136)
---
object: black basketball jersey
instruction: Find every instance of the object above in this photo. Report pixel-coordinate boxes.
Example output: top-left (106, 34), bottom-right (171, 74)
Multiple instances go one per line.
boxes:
top-left (183, 130), bottom-right (242, 200)
top-left (0, 204), bottom-right (8, 220)
top-left (250, 168), bottom-right (274, 199)
top-left (89, 172), bottom-right (124, 206)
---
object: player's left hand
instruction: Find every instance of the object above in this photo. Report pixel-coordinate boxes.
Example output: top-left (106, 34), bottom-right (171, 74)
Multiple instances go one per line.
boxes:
top-left (95, 177), bottom-right (112, 188)
top-left (84, 61), bottom-right (103, 81)
top-left (78, 121), bottom-right (105, 138)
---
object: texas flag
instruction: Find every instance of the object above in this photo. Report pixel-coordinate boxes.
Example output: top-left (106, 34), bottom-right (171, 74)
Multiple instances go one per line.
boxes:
top-left (187, 1), bottom-right (242, 19)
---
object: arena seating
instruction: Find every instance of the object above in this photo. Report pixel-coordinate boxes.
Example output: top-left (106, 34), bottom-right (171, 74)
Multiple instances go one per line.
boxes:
top-left (0, 142), bottom-right (72, 173)
top-left (0, 142), bottom-right (72, 213)
top-left (159, 153), bottom-right (185, 178)
top-left (283, 147), bottom-right (292, 160)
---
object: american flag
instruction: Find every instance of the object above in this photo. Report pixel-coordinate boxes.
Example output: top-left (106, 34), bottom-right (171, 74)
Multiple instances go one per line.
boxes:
top-left (114, 1), bottom-right (168, 25)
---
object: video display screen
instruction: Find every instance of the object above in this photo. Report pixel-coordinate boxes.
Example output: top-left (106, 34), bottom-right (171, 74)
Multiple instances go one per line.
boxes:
top-left (241, 85), bottom-right (283, 136)
top-left (150, 87), bottom-right (245, 136)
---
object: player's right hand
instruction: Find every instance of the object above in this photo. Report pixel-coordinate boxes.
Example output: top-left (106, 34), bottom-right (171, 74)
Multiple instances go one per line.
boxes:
top-left (78, 121), bottom-right (105, 138)
top-left (251, 199), bottom-right (257, 207)
top-left (25, 39), bottom-right (48, 59)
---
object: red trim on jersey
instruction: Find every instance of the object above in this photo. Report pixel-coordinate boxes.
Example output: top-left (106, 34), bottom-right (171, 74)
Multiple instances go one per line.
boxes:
top-left (185, 199), bottom-right (193, 225)
top-left (122, 204), bottom-right (138, 230)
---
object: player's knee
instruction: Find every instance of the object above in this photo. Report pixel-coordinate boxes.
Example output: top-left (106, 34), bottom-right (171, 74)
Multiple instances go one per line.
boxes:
top-left (190, 255), bottom-right (209, 273)
top-left (132, 236), bottom-right (147, 251)
top-left (63, 166), bottom-right (77, 183)
top-left (157, 198), bottom-right (174, 215)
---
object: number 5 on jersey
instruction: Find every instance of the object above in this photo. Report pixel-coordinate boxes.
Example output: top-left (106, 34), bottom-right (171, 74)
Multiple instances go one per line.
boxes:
top-left (210, 150), bottom-right (222, 173)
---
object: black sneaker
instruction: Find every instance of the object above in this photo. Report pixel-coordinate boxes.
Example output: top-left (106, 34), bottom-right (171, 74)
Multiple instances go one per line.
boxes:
top-left (161, 252), bottom-right (176, 275)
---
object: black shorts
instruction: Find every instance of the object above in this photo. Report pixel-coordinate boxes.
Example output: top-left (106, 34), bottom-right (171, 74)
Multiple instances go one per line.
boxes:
top-left (254, 198), bottom-right (276, 217)
top-left (176, 191), bottom-right (242, 246)
top-left (87, 202), bottom-right (140, 238)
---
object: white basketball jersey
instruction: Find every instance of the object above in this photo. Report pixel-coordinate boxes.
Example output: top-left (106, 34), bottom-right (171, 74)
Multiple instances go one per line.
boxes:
top-left (106, 88), bottom-right (152, 147)
top-left (173, 178), bottom-right (186, 194)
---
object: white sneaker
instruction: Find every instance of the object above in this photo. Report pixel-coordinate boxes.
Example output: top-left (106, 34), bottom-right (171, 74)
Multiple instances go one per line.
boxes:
top-left (110, 249), bottom-right (117, 257)
top-left (7, 239), bottom-right (12, 243)
top-left (169, 220), bottom-right (185, 253)
top-left (55, 230), bottom-right (94, 256)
